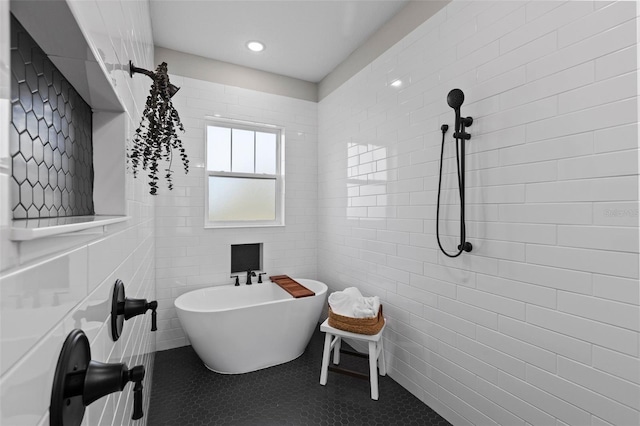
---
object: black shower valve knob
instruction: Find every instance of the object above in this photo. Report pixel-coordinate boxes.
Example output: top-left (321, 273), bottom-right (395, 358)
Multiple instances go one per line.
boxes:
top-left (111, 280), bottom-right (158, 342)
top-left (50, 329), bottom-right (146, 426)
top-left (83, 361), bottom-right (145, 406)
top-left (80, 361), bottom-right (146, 421)
top-left (120, 297), bottom-right (158, 332)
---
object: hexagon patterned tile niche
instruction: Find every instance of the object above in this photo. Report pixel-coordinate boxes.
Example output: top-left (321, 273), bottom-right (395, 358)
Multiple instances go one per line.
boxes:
top-left (10, 14), bottom-right (94, 219)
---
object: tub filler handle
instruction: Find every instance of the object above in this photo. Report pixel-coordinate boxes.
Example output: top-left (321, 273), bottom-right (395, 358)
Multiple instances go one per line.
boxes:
top-left (258, 272), bottom-right (266, 283)
top-left (50, 329), bottom-right (146, 425)
top-left (111, 279), bottom-right (158, 342)
top-left (231, 275), bottom-right (240, 286)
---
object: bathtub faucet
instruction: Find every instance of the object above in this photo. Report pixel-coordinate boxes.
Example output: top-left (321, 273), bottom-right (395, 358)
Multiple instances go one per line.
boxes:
top-left (246, 270), bottom-right (256, 285)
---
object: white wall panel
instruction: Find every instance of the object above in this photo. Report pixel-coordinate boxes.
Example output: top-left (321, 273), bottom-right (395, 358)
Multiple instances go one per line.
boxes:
top-left (592, 345), bottom-right (640, 385)
top-left (154, 75), bottom-right (318, 351)
top-left (318, 3), bottom-right (640, 424)
top-left (0, 0), bottom-right (156, 424)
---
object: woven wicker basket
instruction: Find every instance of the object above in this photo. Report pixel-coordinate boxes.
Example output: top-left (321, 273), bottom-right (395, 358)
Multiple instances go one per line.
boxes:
top-left (328, 304), bottom-right (384, 335)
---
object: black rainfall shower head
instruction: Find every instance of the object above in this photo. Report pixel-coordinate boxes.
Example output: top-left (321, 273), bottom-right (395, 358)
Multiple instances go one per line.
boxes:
top-left (167, 84), bottom-right (180, 98)
top-left (447, 88), bottom-right (465, 110)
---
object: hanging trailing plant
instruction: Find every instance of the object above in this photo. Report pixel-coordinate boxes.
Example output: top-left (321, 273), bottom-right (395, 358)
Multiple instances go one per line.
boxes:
top-left (128, 62), bottom-right (189, 195)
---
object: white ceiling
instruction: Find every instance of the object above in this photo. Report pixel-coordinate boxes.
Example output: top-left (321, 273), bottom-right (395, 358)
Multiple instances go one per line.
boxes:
top-left (149, 0), bottom-right (409, 83)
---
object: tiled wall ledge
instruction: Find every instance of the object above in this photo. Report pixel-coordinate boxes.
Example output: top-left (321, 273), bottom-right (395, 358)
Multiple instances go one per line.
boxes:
top-left (10, 215), bottom-right (129, 241)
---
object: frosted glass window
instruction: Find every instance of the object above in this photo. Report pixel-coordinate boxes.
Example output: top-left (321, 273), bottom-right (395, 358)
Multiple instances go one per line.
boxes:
top-left (209, 177), bottom-right (276, 221)
top-left (231, 129), bottom-right (254, 173)
top-left (255, 132), bottom-right (276, 174)
top-left (207, 126), bottom-right (231, 172)
top-left (205, 120), bottom-right (283, 228)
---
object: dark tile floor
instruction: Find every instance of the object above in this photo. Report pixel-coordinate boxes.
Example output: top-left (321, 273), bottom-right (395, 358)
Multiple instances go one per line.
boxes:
top-left (149, 327), bottom-right (451, 425)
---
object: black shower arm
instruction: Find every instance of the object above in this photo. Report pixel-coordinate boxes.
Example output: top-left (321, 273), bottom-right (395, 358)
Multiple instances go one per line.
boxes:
top-left (129, 60), bottom-right (155, 79)
top-left (128, 60), bottom-right (180, 98)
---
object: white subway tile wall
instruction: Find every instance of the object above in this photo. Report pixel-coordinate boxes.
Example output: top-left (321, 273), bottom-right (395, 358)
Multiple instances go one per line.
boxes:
top-left (0, 0), bottom-right (637, 425)
top-left (318, 1), bottom-right (639, 426)
top-left (154, 76), bottom-right (318, 351)
top-left (0, 0), bottom-right (157, 425)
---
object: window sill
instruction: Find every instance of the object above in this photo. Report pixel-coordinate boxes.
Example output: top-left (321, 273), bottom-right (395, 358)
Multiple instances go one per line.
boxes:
top-left (204, 223), bottom-right (285, 229)
top-left (10, 215), bottom-right (130, 241)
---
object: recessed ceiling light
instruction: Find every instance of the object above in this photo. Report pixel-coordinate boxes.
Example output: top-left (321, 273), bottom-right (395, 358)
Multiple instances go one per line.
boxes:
top-left (390, 79), bottom-right (402, 88)
top-left (246, 41), bottom-right (265, 52)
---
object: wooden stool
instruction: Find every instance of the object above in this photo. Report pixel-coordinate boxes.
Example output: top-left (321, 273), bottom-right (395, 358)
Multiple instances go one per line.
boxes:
top-left (319, 318), bottom-right (386, 400)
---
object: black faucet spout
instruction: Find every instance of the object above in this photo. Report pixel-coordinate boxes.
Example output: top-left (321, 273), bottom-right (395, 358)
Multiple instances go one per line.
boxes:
top-left (246, 270), bottom-right (256, 285)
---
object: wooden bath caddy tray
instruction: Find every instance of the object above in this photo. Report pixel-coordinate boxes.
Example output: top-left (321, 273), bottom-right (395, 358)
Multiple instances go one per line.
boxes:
top-left (269, 275), bottom-right (315, 298)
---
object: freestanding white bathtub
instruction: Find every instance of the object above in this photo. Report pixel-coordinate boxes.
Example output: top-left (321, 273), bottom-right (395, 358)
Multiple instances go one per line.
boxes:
top-left (175, 278), bottom-right (327, 374)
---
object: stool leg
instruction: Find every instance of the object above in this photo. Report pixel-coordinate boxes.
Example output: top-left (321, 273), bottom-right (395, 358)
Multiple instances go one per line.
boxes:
top-left (333, 337), bottom-right (342, 365)
top-left (368, 341), bottom-right (379, 400)
top-left (320, 333), bottom-right (333, 385)
top-left (378, 338), bottom-right (387, 376)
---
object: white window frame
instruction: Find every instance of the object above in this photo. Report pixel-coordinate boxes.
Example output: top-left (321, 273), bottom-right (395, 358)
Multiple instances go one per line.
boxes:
top-left (204, 118), bottom-right (285, 228)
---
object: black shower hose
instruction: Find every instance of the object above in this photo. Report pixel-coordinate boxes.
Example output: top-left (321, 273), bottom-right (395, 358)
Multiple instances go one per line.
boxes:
top-left (436, 124), bottom-right (468, 257)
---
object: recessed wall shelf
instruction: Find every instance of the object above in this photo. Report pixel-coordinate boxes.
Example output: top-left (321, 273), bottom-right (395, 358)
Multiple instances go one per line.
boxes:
top-left (231, 243), bottom-right (262, 274)
top-left (10, 215), bottom-right (129, 241)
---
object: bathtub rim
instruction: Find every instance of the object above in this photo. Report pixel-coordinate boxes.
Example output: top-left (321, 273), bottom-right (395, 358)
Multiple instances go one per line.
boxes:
top-left (174, 278), bottom-right (327, 314)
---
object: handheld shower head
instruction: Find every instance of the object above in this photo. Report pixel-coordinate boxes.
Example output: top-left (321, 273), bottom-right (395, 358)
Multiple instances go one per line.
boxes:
top-left (447, 88), bottom-right (465, 110)
top-left (437, 88), bottom-right (474, 258)
top-left (447, 88), bottom-right (465, 132)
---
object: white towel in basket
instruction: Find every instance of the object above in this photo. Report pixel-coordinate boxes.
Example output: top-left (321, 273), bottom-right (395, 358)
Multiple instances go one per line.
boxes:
top-left (328, 287), bottom-right (380, 318)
